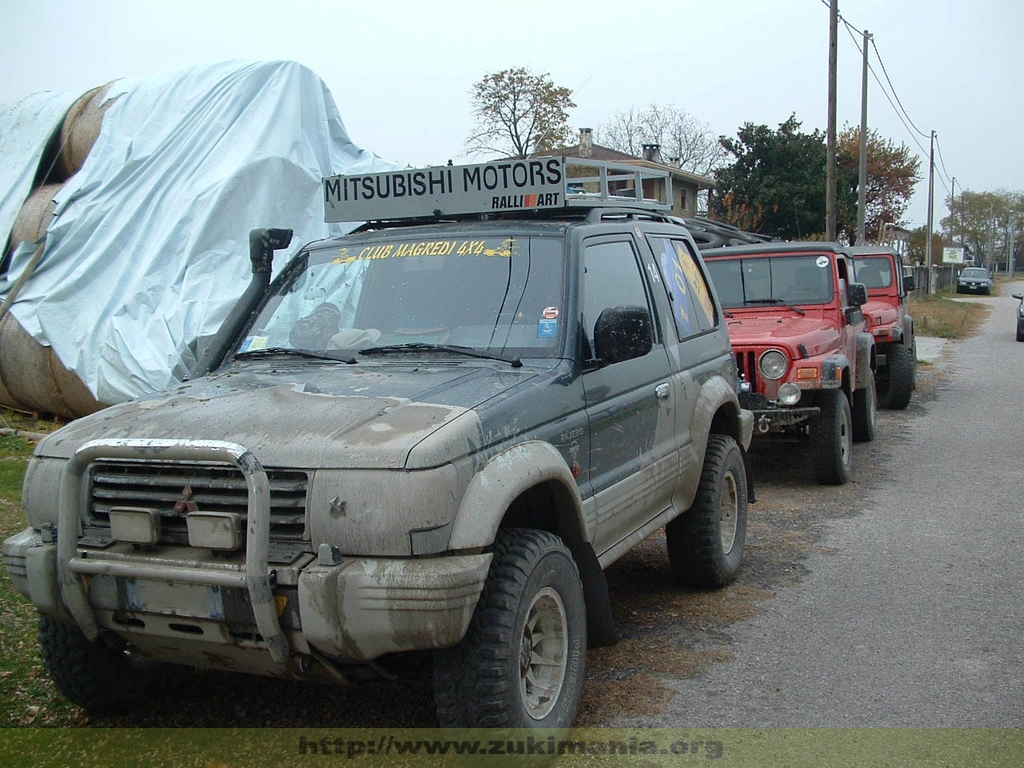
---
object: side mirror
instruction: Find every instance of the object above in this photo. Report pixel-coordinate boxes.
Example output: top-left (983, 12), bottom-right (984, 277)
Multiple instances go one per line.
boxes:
top-left (847, 281), bottom-right (868, 307)
top-left (903, 273), bottom-right (916, 292)
top-left (593, 306), bottom-right (653, 366)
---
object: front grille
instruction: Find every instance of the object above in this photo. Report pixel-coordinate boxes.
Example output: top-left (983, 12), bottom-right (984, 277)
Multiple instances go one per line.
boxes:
top-left (87, 460), bottom-right (308, 543)
top-left (736, 350), bottom-right (758, 392)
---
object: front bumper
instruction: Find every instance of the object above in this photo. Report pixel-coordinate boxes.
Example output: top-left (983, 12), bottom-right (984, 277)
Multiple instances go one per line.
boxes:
top-left (739, 394), bottom-right (820, 433)
top-left (3, 438), bottom-right (491, 679)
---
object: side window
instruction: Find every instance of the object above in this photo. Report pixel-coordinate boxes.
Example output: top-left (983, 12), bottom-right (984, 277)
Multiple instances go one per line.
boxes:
top-left (582, 240), bottom-right (651, 352)
top-left (648, 236), bottom-right (718, 339)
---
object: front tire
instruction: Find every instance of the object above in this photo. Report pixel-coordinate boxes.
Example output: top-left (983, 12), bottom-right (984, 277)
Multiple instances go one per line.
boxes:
top-left (811, 390), bottom-right (852, 485)
top-left (852, 369), bottom-right (877, 442)
top-left (666, 434), bottom-right (748, 589)
top-left (38, 616), bottom-right (183, 714)
top-left (433, 529), bottom-right (586, 729)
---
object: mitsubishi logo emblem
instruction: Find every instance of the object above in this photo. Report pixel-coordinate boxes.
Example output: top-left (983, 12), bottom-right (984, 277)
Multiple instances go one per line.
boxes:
top-left (173, 484), bottom-right (199, 514)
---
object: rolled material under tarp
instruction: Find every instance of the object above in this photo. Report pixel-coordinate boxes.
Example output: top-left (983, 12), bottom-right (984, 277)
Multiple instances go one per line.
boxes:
top-left (0, 59), bottom-right (397, 416)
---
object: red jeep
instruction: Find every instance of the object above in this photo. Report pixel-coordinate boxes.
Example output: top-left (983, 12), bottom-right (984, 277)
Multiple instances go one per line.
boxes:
top-left (702, 242), bottom-right (876, 485)
top-left (850, 246), bottom-right (917, 409)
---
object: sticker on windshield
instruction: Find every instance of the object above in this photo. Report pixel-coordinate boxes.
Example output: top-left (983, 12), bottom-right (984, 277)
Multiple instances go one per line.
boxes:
top-left (542, 306), bottom-right (560, 319)
top-left (332, 237), bottom-right (518, 264)
top-left (240, 336), bottom-right (269, 353)
top-left (538, 318), bottom-right (558, 338)
top-left (815, 256), bottom-right (830, 268)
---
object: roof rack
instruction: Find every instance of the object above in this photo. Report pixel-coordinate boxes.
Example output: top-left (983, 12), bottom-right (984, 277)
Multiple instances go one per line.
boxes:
top-left (323, 157), bottom-right (672, 223)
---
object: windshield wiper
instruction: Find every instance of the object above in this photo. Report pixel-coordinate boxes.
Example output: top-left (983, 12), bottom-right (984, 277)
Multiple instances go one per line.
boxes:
top-left (359, 343), bottom-right (523, 368)
top-left (742, 298), bottom-right (806, 315)
top-left (234, 347), bottom-right (357, 363)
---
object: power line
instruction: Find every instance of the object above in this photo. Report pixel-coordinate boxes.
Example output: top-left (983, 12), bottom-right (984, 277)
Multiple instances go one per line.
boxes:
top-left (822, 0), bottom-right (959, 217)
top-left (839, 20), bottom-right (931, 159)
top-left (868, 37), bottom-right (931, 140)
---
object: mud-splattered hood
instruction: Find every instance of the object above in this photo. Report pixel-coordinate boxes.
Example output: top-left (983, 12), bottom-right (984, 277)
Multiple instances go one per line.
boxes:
top-left (34, 360), bottom-right (545, 470)
top-left (725, 310), bottom-right (844, 358)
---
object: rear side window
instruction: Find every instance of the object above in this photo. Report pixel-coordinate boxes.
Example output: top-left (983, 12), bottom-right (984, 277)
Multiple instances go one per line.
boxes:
top-left (647, 236), bottom-right (717, 339)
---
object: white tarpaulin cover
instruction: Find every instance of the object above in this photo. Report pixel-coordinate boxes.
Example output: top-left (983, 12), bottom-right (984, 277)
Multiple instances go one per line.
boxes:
top-left (0, 60), bottom-right (397, 405)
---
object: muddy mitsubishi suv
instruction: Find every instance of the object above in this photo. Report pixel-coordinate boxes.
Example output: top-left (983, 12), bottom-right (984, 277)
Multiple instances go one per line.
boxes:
top-left (4, 158), bottom-right (752, 729)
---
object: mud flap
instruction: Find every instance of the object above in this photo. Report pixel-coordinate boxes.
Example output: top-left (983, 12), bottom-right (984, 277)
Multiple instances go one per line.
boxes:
top-left (576, 541), bottom-right (617, 647)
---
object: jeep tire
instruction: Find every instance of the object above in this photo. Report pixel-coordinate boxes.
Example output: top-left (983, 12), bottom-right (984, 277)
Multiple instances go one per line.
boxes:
top-left (811, 390), bottom-right (852, 485)
top-left (433, 528), bottom-right (586, 729)
top-left (666, 434), bottom-right (748, 589)
top-left (878, 343), bottom-right (915, 410)
top-left (38, 615), bottom-right (183, 714)
top-left (852, 369), bottom-right (877, 442)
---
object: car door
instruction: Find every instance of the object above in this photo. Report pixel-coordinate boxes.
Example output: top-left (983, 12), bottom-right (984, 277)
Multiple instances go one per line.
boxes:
top-left (645, 233), bottom-right (730, 504)
top-left (580, 235), bottom-right (677, 557)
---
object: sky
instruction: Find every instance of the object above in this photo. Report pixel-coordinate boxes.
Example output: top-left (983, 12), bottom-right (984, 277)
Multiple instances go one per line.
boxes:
top-left (2, 0), bottom-right (1021, 231)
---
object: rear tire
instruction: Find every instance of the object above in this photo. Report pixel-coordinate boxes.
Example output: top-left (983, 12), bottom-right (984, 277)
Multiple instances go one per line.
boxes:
top-left (810, 390), bottom-right (852, 485)
top-left (38, 616), bottom-right (183, 714)
top-left (666, 434), bottom-right (748, 588)
top-left (880, 343), bottom-right (915, 409)
top-left (433, 528), bottom-right (586, 729)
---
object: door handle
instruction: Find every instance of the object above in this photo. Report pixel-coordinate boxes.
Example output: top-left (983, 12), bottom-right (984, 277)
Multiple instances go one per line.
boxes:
top-left (655, 383), bottom-right (671, 400)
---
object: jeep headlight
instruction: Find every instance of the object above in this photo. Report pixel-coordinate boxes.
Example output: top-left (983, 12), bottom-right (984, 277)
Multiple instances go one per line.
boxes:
top-left (759, 349), bottom-right (789, 380)
top-left (778, 382), bottom-right (802, 405)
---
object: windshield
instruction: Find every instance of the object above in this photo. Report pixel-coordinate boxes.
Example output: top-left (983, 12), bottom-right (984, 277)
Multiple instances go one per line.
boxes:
top-left (235, 234), bottom-right (566, 360)
top-left (705, 255), bottom-right (835, 309)
top-left (853, 256), bottom-right (894, 289)
top-left (960, 268), bottom-right (988, 278)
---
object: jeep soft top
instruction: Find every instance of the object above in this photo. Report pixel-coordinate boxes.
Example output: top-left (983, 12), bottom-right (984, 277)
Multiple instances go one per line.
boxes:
top-left (5, 158), bottom-right (753, 729)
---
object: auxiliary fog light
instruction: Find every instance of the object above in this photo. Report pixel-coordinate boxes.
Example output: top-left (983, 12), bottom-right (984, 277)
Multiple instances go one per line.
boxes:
top-left (778, 383), bottom-right (802, 406)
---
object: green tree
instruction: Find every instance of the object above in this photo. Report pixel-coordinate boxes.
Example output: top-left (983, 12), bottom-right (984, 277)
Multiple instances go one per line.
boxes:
top-left (907, 225), bottom-right (948, 267)
top-left (465, 67), bottom-right (576, 159)
top-left (709, 115), bottom-right (851, 240)
top-left (837, 127), bottom-right (921, 244)
top-left (943, 189), bottom-right (1024, 270)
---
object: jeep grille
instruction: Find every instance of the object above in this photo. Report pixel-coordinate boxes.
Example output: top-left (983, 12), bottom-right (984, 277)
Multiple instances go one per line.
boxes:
top-left (86, 461), bottom-right (308, 543)
top-left (736, 351), bottom-right (758, 391)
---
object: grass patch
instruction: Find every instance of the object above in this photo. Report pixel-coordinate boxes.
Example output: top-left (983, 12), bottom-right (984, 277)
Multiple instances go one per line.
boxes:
top-left (0, 412), bottom-right (81, 726)
top-left (909, 292), bottom-right (990, 339)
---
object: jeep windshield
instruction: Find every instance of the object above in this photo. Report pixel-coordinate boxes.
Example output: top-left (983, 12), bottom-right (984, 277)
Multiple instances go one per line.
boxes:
top-left (853, 256), bottom-right (894, 289)
top-left (705, 255), bottom-right (835, 309)
top-left (235, 233), bottom-right (566, 361)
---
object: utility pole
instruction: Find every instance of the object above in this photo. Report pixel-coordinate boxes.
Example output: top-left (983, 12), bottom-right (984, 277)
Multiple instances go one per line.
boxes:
top-left (925, 131), bottom-right (935, 293)
top-left (826, 0), bottom-right (838, 241)
top-left (949, 176), bottom-right (956, 242)
top-left (856, 29), bottom-right (871, 244)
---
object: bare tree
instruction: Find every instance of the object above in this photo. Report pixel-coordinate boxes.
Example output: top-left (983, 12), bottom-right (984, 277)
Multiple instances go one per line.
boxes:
top-left (598, 104), bottom-right (727, 176)
top-left (465, 67), bottom-right (576, 159)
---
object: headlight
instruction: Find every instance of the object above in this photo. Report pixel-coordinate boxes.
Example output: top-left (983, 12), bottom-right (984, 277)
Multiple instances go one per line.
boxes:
top-left (778, 382), bottom-right (802, 405)
top-left (759, 349), bottom-right (789, 380)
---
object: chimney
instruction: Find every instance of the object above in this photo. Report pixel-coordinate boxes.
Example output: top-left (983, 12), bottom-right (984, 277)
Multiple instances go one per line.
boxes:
top-left (641, 143), bottom-right (662, 164)
top-left (579, 128), bottom-right (593, 158)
